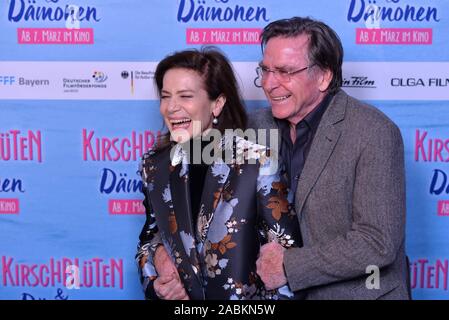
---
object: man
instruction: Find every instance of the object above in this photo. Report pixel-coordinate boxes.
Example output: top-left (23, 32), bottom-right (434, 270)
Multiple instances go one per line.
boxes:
top-left (252, 16), bottom-right (410, 300)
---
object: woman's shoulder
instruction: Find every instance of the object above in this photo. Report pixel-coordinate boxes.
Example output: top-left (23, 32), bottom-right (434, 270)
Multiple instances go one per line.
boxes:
top-left (142, 143), bottom-right (172, 163)
top-left (141, 147), bottom-right (158, 167)
top-left (139, 146), bottom-right (171, 179)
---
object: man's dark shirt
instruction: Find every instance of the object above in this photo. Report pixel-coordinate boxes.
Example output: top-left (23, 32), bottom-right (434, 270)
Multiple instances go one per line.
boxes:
top-left (276, 94), bottom-right (333, 199)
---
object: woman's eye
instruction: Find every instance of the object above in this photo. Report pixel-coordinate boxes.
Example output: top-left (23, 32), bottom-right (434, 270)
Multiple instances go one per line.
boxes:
top-left (161, 96), bottom-right (169, 99)
top-left (181, 95), bottom-right (193, 99)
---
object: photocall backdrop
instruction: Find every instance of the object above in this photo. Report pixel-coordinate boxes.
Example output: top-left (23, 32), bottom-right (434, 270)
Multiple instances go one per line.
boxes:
top-left (0, 0), bottom-right (448, 300)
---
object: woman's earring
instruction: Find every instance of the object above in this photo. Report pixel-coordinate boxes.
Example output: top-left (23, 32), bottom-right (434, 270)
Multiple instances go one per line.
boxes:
top-left (212, 115), bottom-right (218, 125)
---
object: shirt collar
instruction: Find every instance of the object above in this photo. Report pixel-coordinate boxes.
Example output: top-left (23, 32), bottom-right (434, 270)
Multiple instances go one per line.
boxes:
top-left (276, 93), bottom-right (333, 141)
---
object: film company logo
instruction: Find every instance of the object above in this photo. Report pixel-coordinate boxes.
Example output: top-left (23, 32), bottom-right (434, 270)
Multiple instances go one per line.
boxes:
top-left (342, 76), bottom-right (376, 89)
top-left (92, 71), bottom-right (108, 83)
top-left (0, 76), bottom-right (16, 85)
top-left (18, 77), bottom-right (50, 87)
top-left (0, 76), bottom-right (50, 87)
top-left (63, 71), bottom-right (108, 93)
top-left (391, 78), bottom-right (449, 88)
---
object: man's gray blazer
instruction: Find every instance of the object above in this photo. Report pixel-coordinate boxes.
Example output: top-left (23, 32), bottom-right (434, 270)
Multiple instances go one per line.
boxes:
top-left (249, 90), bottom-right (410, 300)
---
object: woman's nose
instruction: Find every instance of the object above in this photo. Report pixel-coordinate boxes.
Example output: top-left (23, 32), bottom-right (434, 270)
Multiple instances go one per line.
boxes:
top-left (166, 99), bottom-right (181, 113)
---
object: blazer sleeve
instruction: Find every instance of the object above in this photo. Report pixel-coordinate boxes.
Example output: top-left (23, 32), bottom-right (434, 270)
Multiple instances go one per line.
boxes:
top-left (283, 120), bottom-right (406, 292)
top-left (256, 153), bottom-right (304, 299)
top-left (135, 156), bottom-right (163, 300)
top-left (256, 154), bottom-right (302, 249)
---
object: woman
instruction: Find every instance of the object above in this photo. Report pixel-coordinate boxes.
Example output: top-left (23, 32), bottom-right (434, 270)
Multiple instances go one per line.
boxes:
top-left (136, 47), bottom-right (302, 300)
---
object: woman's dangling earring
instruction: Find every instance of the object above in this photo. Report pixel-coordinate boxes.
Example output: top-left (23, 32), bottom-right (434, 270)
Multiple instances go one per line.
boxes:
top-left (212, 114), bottom-right (218, 125)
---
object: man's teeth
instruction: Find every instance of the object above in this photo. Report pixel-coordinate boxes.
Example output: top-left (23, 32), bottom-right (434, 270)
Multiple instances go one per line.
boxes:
top-left (272, 95), bottom-right (291, 101)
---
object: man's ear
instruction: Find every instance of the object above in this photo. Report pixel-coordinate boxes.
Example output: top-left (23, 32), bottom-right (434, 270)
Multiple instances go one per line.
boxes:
top-left (212, 95), bottom-right (226, 117)
top-left (318, 69), bottom-right (333, 92)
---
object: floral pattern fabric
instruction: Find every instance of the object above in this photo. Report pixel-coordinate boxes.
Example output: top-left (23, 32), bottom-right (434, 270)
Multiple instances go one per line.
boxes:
top-left (136, 133), bottom-right (303, 300)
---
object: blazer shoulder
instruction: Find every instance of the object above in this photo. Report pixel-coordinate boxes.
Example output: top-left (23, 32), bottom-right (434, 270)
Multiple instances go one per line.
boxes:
top-left (139, 147), bottom-right (170, 183)
top-left (343, 93), bottom-right (401, 135)
top-left (140, 147), bottom-right (158, 168)
top-left (141, 144), bottom-right (172, 163)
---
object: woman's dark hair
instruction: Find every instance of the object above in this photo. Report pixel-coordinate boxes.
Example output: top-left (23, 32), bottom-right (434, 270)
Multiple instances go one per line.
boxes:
top-left (153, 47), bottom-right (247, 151)
top-left (261, 17), bottom-right (343, 95)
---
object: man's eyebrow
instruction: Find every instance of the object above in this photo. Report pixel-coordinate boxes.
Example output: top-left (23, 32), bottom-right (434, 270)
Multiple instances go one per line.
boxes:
top-left (258, 63), bottom-right (290, 70)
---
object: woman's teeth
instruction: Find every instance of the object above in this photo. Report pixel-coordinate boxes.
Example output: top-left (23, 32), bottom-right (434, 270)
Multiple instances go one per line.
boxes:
top-left (171, 119), bottom-right (192, 128)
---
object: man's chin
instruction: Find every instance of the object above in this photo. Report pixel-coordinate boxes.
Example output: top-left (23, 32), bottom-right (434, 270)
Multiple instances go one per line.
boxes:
top-left (271, 108), bottom-right (290, 121)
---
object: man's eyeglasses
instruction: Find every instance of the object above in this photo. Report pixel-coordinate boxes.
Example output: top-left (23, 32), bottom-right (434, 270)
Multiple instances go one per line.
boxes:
top-left (256, 64), bottom-right (315, 82)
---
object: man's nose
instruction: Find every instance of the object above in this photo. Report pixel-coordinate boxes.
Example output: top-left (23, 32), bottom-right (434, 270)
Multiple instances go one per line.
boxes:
top-left (262, 71), bottom-right (280, 91)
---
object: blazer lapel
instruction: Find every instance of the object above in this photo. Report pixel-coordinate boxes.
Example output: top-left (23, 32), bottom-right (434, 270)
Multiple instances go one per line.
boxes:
top-left (168, 146), bottom-right (204, 289)
top-left (196, 157), bottom-right (231, 249)
top-left (198, 135), bottom-right (233, 244)
top-left (294, 91), bottom-right (347, 220)
top-left (147, 146), bottom-right (204, 298)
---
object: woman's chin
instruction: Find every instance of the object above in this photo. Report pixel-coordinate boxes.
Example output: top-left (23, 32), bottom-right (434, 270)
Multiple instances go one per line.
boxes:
top-left (170, 129), bottom-right (192, 144)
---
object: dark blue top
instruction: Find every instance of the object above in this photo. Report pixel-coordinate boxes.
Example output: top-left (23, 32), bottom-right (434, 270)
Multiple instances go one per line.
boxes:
top-left (276, 94), bottom-right (333, 199)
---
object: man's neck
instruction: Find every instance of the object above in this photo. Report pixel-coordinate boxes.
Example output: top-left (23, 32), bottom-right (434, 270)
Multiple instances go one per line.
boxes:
top-left (289, 124), bottom-right (298, 144)
top-left (288, 105), bottom-right (316, 144)
top-left (287, 100), bottom-right (325, 143)
top-left (287, 93), bottom-right (331, 144)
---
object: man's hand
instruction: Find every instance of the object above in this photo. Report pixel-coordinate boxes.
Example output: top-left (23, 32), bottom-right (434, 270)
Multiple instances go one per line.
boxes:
top-left (153, 245), bottom-right (189, 300)
top-left (256, 242), bottom-right (288, 290)
top-left (154, 245), bottom-right (178, 276)
top-left (154, 273), bottom-right (189, 300)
